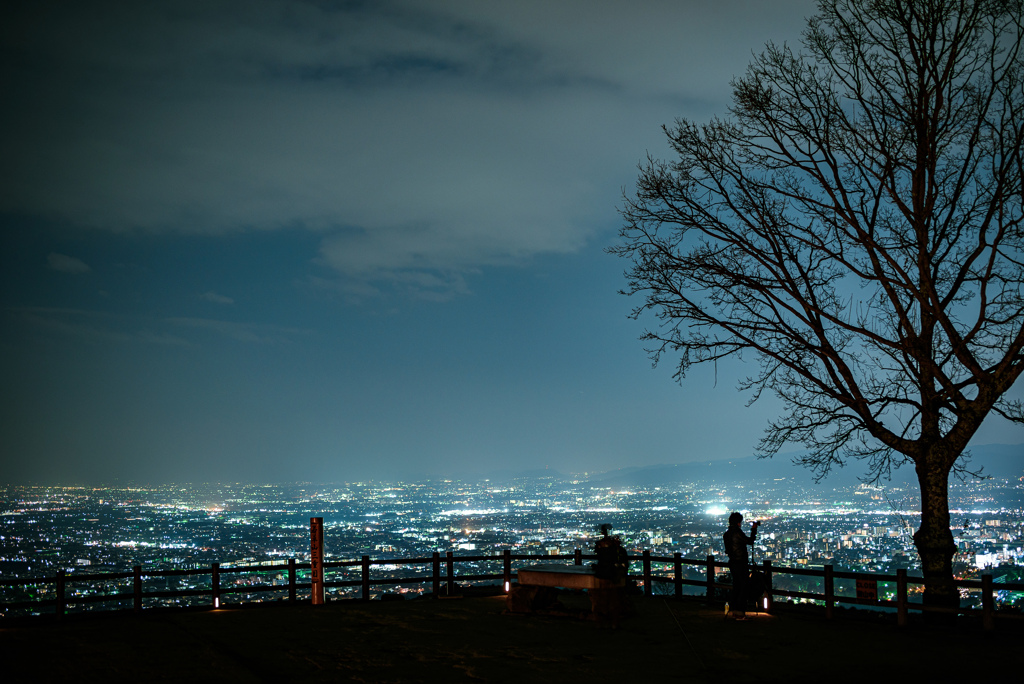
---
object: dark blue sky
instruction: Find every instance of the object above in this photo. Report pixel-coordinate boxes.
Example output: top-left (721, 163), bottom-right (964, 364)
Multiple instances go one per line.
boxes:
top-left (2, 1), bottom-right (1020, 484)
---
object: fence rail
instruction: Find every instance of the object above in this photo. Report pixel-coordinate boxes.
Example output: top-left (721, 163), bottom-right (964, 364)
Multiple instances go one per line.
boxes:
top-left (3, 549), bottom-right (1022, 630)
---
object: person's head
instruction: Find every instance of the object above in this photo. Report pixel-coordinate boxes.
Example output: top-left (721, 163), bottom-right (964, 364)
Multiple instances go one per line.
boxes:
top-left (729, 512), bottom-right (743, 527)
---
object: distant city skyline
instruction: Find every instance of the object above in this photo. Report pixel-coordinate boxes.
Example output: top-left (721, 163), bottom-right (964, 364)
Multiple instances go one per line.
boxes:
top-left (2, 1), bottom-right (1021, 485)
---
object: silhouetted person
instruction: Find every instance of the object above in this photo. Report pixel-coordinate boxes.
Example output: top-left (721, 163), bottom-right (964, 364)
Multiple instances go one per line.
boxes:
top-left (594, 523), bottom-right (627, 582)
top-left (723, 511), bottom-right (758, 619)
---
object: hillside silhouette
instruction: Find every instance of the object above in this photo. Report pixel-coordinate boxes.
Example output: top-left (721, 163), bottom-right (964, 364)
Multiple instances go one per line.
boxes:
top-left (586, 443), bottom-right (1023, 489)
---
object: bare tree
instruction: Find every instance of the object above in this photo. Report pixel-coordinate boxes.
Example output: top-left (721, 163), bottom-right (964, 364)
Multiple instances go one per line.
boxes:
top-left (612, 0), bottom-right (1024, 611)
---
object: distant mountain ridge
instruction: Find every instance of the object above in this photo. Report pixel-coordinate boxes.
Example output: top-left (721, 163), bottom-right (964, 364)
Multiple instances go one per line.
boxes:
top-left (585, 443), bottom-right (1023, 489)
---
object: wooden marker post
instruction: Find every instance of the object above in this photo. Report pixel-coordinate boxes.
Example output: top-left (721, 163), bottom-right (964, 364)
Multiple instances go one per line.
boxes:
top-left (310, 517), bottom-right (324, 605)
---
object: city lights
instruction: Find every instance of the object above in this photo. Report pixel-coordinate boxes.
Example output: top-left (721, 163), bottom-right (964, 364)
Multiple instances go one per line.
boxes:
top-left (1, 475), bottom-right (1021, 616)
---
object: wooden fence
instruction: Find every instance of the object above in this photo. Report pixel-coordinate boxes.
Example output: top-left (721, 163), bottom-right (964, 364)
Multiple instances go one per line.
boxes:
top-left (2, 549), bottom-right (1021, 630)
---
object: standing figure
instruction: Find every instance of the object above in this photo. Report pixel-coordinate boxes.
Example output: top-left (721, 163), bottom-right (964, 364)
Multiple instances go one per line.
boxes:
top-left (594, 523), bottom-right (628, 582)
top-left (723, 512), bottom-right (759, 619)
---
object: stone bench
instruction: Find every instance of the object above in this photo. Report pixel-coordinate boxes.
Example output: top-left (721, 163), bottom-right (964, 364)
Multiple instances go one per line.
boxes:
top-left (507, 564), bottom-right (628, 619)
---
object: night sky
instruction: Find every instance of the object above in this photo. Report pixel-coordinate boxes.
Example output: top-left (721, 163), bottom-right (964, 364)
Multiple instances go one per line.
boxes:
top-left (3, 1), bottom-right (1020, 485)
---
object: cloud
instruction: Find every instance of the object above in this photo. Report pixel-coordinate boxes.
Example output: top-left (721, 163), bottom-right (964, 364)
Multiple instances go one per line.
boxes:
top-left (200, 291), bottom-right (235, 305)
top-left (16, 309), bottom-right (191, 347)
top-left (166, 317), bottom-right (312, 345)
top-left (12, 307), bottom-right (310, 346)
top-left (47, 253), bottom-right (92, 274)
top-left (3, 0), bottom-right (812, 290)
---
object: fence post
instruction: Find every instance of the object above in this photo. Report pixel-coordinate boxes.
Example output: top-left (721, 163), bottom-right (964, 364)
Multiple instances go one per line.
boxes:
top-left (762, 560), bottom-right (773, 613)
top-left (133, 566), bottom-right (143, 613)
top-left (574, 548), bottom-right (582, 566)
top-left (706, 555), bottom-right (715, 599)
top-left (432, 552), bottom-right (441, 597)
top-left (981, 573), bottom-right (994, 631)
top-left (896, 568), bottom-right (907, 627)
top-left (503, 549), bottom-right (512, 592)
top-left (55, 569), bottom-right (66, 619)
top-left (361, 555), bottom-right (371, 601)
top-left (211, 562), bottom-right (220, 609)
top-left (446, 551), bottom-right (455, 596)
top-left (643, 550), bottom-right (652, 597)
top-left (824, 564), bottom-right (834, 620)
top-left (674, 553), bottom-right (683, 599)
top-left (288, 558), bottom-right (296, 603)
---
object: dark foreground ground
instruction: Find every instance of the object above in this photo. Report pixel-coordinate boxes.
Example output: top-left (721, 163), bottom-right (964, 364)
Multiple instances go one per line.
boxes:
top-left (2, 593), bottom-right (1020, 683)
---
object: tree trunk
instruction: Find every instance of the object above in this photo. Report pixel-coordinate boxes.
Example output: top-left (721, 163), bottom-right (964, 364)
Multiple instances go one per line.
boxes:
top-left (913, 458), bottom-right (959, 618)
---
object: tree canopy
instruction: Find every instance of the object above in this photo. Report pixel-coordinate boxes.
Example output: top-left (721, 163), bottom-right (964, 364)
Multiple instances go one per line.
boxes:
top-left (612, 0), bottom-right (1024, 607)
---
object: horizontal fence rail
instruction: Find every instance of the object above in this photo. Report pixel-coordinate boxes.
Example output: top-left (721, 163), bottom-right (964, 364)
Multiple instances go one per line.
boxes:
top-left (3, 549), bottom-right (1022, 630)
